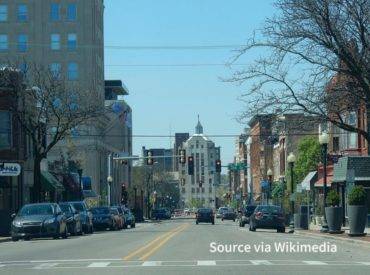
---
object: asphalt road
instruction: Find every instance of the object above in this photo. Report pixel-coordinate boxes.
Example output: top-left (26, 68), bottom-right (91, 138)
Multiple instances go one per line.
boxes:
top-left (0, 218), bottom-right (369, 275)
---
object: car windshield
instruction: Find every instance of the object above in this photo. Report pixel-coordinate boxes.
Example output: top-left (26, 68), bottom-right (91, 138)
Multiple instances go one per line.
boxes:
top-left (59, 204), bottom-right (71, 213)
top-left (91, 208), bottom-right (109, 215)
top-left (19, 205), bottom-right (54, 216)
top-left (255, 206), bottom-right (282, 214)
top-left (198, 208), bottom-right (212, 213)
top-left (71, 203), bottom-right (85, 212)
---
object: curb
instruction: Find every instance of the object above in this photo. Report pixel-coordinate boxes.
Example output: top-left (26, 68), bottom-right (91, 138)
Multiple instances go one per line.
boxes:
top-left (0, 237), bottom-right (11, 243)
top-left (295, 230), bottom-right (370, 246)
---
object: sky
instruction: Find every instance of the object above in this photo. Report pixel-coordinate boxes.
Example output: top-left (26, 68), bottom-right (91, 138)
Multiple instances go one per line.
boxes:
top-left (104, 0), bottom-right (276, 168)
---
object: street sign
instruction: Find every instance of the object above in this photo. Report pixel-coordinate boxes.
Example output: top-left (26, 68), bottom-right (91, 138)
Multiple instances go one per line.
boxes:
top-left (0, 163), bottom-right (21, 176)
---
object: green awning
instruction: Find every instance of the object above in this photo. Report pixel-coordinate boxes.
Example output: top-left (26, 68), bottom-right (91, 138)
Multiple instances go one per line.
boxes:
top-left (41, 171), bottom-right (65, 192)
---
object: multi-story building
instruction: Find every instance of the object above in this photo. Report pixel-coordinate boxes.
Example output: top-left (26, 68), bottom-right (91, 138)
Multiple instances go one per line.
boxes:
top-left (0, 1), bottom-right (108, 199)
top-left (230, 133), bottom-right (248, 203)
top-left (104, 80), bottom-right (132, 205)
top-left (179, 119), bottom-right (220, 208)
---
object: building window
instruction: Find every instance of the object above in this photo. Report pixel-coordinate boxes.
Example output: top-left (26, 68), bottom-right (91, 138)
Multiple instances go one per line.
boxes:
top-left (209, 178), bottom-right (212, 184)
top-left (50, 3), bottom-right (60, 21)
top-left (68, 62), bottom-right (78, 80)
top-left (191, 188), bottom-right (195, 193)
top-left (209, 187), bottom-right (212, 193)
top-left (17, 4), bottom-right (28, 22)
top-left (0, 112), bottom-right (11, 149)
top-left (50, 63), bottom-right (61, 79)
top-left (196, 188), bottom-right (199, 193)
top-left (67, 3), bottom-right (77, 21)
top-left (0, 34), bottom-right (8, 51)
top-left (17, 34), bottom-right (28, 52)
top-left (0, 5), bottom-right (7, 22)
top-left (51, 34), bottom-right (60, 50)
top-left (67, 33), bottom-right (77, 50)
top-left (201, 187), bottom-right (205, 193)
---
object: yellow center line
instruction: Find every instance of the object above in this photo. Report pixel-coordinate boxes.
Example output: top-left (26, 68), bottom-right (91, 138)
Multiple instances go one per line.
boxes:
top-left (122, 223), bottom-right (187, 261)
top-left (139, 223), bottom-right (190, 261)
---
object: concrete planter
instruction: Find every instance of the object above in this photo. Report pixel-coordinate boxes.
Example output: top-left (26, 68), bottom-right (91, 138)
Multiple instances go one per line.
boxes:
top-left (325, 206), bottom-right (343, 233)
top-left (348, 205), bottom-right (367, 236)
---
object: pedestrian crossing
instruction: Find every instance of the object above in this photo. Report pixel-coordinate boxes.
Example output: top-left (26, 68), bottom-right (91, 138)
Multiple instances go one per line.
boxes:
top-left (0, 259), bottom-right (369, 269)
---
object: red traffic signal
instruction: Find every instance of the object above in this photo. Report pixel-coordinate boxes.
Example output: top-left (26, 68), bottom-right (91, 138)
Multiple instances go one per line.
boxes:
top-left (188, 156), bottom-right (194, 175)
top-left (215, 159), bottom-right (222, 173)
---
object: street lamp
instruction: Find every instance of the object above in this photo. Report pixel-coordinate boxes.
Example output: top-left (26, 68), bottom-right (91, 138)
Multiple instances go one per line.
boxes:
top-left (267, 168), bottom-right (273, 204)
top-left (319, 131), bottom-right (329, 232)
top-left (107, 175), bottom-right (113, 206)
top-left (287, 152), bottom-right (296, 233)
top-left (77, 168), bottom-right (83, 200)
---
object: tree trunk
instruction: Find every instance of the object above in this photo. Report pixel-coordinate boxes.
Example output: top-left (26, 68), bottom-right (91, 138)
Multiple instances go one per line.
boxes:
top-left (33, 157), bottom-right (42, 203)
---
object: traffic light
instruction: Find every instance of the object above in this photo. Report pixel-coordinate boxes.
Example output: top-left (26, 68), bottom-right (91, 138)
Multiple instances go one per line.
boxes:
top-left (188, 156), bottom-right (194, 175)
top-left (146, 150), bottom-right (154, 165)
top-left (215, 159), bottom-right (222, 173)
top-left (179, 149), bottom-right (186, 164)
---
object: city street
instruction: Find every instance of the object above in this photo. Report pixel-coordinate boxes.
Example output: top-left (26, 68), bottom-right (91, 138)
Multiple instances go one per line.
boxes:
top-left (0, 218), bottom-right (369, 275)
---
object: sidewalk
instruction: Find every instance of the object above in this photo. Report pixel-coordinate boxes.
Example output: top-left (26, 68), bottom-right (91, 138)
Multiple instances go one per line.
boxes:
top-left (0, 236), bottom-right (11, 243)
top-left (295, 224), bottom-right (370, 246)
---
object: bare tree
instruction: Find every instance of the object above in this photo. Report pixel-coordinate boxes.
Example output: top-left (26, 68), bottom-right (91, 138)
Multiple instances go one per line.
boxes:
top-left (229, 0), bottom-right (370, 150)
top-left (0, 63), bottom-right (105, 202)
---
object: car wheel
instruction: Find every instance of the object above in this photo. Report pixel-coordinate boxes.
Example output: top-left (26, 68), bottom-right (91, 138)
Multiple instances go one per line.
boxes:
top-left (221, 218), bottom-right (224, 221)
top-left (12, 237), bottom-right (19, 242)
top-left (233, 219), bottom-right (235, 222)
top-left (196, 221), bottom-right (199, 225)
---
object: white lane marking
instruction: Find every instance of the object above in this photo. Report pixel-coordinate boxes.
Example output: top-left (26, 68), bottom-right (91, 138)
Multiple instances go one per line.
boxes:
top-left (87, 262), bottom-right (111, 268)
top-left (358, 262), bottom-right (370, 265)
top-left (250, 260), bottom-right (273, 265)
top-left (33, 263), bottom-right (58, 269)
top-left (303, 261), bottom-right (328, 265)
top-left (197, 261), bottom-right (216, 266)
top-left (142, 261), bottom-right (162, 266)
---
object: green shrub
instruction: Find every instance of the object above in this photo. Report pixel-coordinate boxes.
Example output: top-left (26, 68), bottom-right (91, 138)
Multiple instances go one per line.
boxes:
top-left (348, 185), bottom-right (367, 206)
top-left (326, 189), bottom-right (340, 206)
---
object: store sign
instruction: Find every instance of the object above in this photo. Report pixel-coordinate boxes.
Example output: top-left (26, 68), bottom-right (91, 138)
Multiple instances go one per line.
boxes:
top-left (0, 163), bottom-right (21, 176)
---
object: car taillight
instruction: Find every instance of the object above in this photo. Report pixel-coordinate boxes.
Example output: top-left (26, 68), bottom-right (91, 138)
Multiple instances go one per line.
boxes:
top-left (255, 212), bottom-right (263, 220)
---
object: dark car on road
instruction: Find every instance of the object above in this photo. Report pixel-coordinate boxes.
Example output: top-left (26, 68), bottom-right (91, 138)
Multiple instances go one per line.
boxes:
top-left (152, 208), bottom-right (171, 220)
top-left (239, 205), bottom-right (257, 227)
top-left (11, 203), bottom-right (68, 241)
top-left (216, 207), bottom-right (228, 219)
top-left (196, 208), bottom-right (215, 225)
top-left (69, 201), bottom-right (93, 234)
top-left (221, 208), bottom-right (237, 221)
top-left (249, 205), bottom-right (286, 233)
top-left (91, 207), bottom-right (119, 231)
top-left (122, 207), bottom-right (136, 228)
top-left (59, 202), bottom-right (82, 236)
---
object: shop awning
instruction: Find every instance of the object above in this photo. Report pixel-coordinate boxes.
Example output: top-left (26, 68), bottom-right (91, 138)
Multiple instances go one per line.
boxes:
top-left (301, 171), bottom-right (317, 191)
top-left (41, 171), bottom-right (65, 192)
top-left (315, 175), bottom-right (333, 187)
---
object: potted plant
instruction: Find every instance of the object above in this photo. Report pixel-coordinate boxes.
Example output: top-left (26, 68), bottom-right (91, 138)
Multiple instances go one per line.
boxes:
top-left (325, 189), bottom-right (343, 233)
top-left (348, 185), bottom-right (367, 236)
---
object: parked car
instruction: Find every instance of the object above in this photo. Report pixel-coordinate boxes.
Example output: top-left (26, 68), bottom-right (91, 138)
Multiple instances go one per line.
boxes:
top-left (59, 202), bottom-right (83, 235)
top-left (216, 207), bottom-right (228, 218)
top-left (196, 208), bottom-right (215, 225)
top-left (110, 207), bottom-right (124, 229)
top-left (11, 203), bottom-right (68, 241)
top-left (221, 208), bottom-right (237, 221)
top-left (91, 207), bottom-right (118, 231)
top-left (122, 207), bottom-right (136, 228)
top-left (249, 205), bottom-right (286, 233)
top-left (152, 208), bottom-right (171, 220)
top-left (69, 201), bottom-right (94, 234)
top-left (239, 205), bottom-right (257, 227)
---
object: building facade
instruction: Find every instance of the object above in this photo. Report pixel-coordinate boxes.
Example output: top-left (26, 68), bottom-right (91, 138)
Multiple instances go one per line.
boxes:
top-left (179, 119), bottom-right (220, 208)
top-left (0, 0), bottom-right (108, 199)
top-left (142, 147), bottom-right (174, 173)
